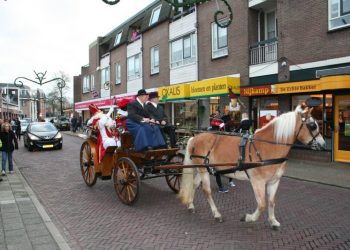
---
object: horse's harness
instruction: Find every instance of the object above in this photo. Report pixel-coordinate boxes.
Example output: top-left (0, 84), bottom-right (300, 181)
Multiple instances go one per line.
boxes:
top-left (190, 114), bottom-right (320, 178)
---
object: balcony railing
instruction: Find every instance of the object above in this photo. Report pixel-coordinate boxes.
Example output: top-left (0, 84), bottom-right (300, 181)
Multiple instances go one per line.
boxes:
top-left (250, 39), bottom-right (278, 65)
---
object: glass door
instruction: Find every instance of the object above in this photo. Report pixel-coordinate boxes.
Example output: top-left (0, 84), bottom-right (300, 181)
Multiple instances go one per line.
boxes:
top-left (334, 95), bottom-right (350, 163)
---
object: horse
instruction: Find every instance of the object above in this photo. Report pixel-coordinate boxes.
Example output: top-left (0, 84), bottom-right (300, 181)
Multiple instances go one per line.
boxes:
top-left (178, 105), bottom-right (325, 230)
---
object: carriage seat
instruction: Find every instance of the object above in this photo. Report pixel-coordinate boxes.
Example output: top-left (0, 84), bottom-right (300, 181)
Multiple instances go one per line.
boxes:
top-left (120, 131), bottom-right (134, 150)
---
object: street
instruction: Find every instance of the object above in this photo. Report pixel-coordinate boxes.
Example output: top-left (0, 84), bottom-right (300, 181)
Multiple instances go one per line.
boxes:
top-left (14, 134), bottom-right (350, 250)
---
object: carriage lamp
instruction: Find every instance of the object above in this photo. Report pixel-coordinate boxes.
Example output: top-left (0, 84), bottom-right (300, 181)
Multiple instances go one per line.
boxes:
top-left (101, 0), bottom-right (233, 28)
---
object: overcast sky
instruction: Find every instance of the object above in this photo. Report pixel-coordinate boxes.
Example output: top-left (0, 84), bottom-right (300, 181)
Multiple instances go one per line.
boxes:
top-left (0, 0), bottom-right (155, 99)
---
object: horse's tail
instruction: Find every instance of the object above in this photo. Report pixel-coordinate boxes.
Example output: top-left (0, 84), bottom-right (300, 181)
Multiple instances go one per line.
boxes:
top-left (178, 137), bottom-right (195, 205)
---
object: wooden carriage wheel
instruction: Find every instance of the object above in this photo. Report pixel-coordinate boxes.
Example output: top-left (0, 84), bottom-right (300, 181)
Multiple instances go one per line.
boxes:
top-left (80, 141), bottom-right (97, 187)
top-left (113, 157), bottom-right (140, 205)
top-left (165, 153), bottom-right (184, 193)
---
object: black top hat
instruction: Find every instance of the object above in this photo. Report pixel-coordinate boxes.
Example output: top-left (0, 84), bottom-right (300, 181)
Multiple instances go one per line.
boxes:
top-left (148, 91), bottom-right (159, 99)
top-left (136, 89), bottom-right (148, 96)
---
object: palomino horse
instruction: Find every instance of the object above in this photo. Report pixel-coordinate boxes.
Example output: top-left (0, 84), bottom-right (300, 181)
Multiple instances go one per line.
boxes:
top-left (178, 106), bottom-right (325, 230)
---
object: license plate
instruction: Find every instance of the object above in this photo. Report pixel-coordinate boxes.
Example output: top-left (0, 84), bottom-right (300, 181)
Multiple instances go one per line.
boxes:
top-left (43, 144), bottom-right (54, 148)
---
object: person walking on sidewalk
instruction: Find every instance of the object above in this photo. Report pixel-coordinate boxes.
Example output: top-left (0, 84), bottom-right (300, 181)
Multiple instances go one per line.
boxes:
top-left (0, 122), bottom-right (18, 176)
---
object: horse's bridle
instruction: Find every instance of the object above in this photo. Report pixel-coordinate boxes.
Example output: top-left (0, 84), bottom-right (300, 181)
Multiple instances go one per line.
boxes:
top-left (295, 114), bottom-right (321, 148)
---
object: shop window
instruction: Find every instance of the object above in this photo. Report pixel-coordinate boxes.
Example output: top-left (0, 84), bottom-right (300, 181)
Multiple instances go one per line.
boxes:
top-left (173, 101), bottom-right (198, 130)
top-left (258, 97), bottom-right (279, 128)
top-left (329, 0), bottom-right (350, 30)
top-left (292, 94), bottom-right (333, 150)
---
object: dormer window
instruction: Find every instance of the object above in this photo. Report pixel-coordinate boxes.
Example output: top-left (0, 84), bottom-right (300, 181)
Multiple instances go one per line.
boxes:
top-left (149, 5), bottom-right (161, 26)
top-left (114, 31), bottom-right (122, 46)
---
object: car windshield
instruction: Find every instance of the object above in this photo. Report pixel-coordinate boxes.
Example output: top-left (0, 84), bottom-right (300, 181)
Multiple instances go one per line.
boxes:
top-left (30, 123), bottom-right (57, 132)
top-left (60, 117), bottom-right (68, 121)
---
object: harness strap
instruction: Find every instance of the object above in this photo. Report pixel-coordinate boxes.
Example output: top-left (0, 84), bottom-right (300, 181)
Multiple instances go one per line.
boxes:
top-left (215, 158), bottom-right (288, 175)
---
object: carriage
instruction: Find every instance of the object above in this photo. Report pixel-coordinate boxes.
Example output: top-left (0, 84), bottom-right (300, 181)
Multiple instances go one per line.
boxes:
top-left (79, 128), bottom-right (184, 205)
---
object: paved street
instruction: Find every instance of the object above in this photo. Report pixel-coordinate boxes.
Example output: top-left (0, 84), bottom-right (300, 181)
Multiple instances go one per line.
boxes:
top-left (12, 134), bottom-right (350, 250)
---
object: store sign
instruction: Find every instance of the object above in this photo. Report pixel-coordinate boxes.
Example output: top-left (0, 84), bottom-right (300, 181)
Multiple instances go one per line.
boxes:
top-left (75, 99), bottom-right (112, 110)
top-left (159, 84), bottom-right (190, 101)
top-left (240, 85), bottom-right (271, 96)
top-left (271, 80), bottom-right (321, 94)
top-left (189, 77), bottom-right (240, 98)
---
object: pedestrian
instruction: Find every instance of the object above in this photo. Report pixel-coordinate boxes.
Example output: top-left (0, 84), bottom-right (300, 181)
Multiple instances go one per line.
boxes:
top-left (237, 112), bottom-right (253, 134)
top-left (71, 116), bottom-right (77, 133)
top-left (0, 122), bottom-right (18, 176)
top-left (78, 116), bottom-right (83, 132)
top-left (15, 117), bottom-right (21, 140)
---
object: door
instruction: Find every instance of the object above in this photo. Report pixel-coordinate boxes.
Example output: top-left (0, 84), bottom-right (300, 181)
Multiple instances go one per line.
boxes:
top-left (334, 95), bottom-right (350, 163)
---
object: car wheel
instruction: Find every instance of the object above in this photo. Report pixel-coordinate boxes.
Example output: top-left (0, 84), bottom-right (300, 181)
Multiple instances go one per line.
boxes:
top-left (57, 144), bottom-right (62, 150)
top-left (28, 145), bottom-right (33, 152)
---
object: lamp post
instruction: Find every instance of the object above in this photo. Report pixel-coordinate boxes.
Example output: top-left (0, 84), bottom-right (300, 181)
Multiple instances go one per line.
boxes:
top-left (14, 71), bottom-right (66, 118)
top-left (101, 0), bottom-right (232, 28)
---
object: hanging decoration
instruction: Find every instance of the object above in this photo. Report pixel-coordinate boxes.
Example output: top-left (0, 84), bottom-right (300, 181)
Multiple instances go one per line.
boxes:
top-left (101, 0), bottom-right (233, 28)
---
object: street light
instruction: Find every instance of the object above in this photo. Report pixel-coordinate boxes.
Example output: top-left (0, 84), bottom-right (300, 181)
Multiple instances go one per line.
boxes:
top-left (101, 0), bottom-right (233, 28)
top-left (14, 71), bottom-right (66, 118)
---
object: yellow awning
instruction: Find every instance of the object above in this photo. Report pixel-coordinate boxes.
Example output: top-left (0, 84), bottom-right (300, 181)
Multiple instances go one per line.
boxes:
top-left (158, 83), bottom-right (190, 101)
top-left (189, 76), bottom-right (240, 98)
top-left (271, 75), bottom-right (350, 94)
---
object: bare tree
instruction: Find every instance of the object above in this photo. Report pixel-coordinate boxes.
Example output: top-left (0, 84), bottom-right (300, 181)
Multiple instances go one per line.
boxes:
top-left (46, 71), bottom-right (71, 116)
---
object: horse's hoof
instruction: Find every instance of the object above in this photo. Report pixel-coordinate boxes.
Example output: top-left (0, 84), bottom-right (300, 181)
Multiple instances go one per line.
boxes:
top-left (240, 215), bottom-right (246, 222)
top-left (188, 208), bottom-right (195, 214)
top-left (272, 225), bottom-right (279, 231)
top-left (215, 217), bottom-right (224, 223)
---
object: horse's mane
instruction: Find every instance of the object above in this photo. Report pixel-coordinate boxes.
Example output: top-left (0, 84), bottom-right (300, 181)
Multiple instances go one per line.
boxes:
top-left (273, 110), bottom-right (297, 144)
top-left (255, 107), bottom-right (300, 144)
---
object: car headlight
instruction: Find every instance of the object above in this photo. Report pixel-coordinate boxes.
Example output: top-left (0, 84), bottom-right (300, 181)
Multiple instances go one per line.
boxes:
top-left (54, 133), bottom-right (62, 139)
top-left (28, 134), bottom-right (40, 140)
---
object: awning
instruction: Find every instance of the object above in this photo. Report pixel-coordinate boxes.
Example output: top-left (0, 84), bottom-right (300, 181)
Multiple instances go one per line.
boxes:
top-left (241, 75), bottom-right (350, 96)
top-left (159, 83), bottom-right (190, 101)
top-left (189, 76), bottom-right (240, 98)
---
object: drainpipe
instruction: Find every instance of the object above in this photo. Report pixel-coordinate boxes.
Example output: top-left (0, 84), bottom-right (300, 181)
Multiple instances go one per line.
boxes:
top-left (258, 9), bottom-right (262, 42)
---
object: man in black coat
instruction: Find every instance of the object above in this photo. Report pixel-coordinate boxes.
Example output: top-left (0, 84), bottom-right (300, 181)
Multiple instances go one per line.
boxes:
top-left (126, 89), bottom-right (166, 151)
top-left (145, 92), bottom-right (177, 148)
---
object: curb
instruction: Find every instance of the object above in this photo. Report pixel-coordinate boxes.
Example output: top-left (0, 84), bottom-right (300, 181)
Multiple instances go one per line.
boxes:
top-left (14, 162), bottom-right (71, 250)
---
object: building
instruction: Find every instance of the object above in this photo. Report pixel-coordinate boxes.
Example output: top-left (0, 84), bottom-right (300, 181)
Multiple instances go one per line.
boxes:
top-left (74, 0), bottom-right (350, 162)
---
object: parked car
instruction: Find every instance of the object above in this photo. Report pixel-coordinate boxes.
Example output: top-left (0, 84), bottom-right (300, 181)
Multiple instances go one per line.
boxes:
top-left (19, 120), bottom-right (29, 135)
top-left (23, 122), bottom-right (63, 151)
top-left (55, 117), bottom-right (70, 131)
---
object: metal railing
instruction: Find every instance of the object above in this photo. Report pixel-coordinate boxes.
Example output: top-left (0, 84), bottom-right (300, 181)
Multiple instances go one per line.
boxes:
top-left (250, 40), bottom-right (278, 65)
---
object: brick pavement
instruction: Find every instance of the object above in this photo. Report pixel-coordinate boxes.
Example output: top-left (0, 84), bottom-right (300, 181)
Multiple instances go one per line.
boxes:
top-left (11, 133), bottom-right (350, 249)
top-left (0, 164), bottom-right (69, 250)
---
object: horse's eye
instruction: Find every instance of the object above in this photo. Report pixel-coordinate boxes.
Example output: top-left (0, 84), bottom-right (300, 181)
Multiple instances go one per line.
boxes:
top-left (307, 122), bottom-right (317, 131)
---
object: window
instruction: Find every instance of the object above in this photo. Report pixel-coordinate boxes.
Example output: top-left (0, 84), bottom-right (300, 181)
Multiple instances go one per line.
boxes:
top-left (101, 67), bottom-right (110, 87)
top-left (90, 74), bottom-right (95, 90)
top-left (127, 53), bottom-right (141, 80)
top-left (115, 63), bottom-right (121, 84)
top-left (114, 31), bottom-right (122, 46)
top-left (211, 20), bottom-right (228, 59)
top-left (149, 5), bottom-right (161, 26)
top-left (83, 75), bottom-right (90, 93)
top-left (170, 34), bottom-right (196, 68)
top-left (329, 0), bottom-right (350, 30)
top-left (151, 46), bottom-right (160, 74)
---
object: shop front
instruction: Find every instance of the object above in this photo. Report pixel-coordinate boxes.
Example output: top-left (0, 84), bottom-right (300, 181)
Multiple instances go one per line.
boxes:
top-left (242, 75), bottom-right (350, 163)
top-left (159, 76), bottom-right (241, 132)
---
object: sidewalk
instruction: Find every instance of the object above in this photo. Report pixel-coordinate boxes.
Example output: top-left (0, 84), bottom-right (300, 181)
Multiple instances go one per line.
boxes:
top-left (0, 163), bottom-right (70, 250)
top-left (64, 131), bottom-right (350, 189)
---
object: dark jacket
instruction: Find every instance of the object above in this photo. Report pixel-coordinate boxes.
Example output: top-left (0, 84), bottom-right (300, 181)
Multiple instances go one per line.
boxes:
top-left (0, 130), bottom-right (18, 152)
top-left (145, 102), bottom-right (168, 123)
top-left (238, 119), bottom-right (252, 132)
top-left (127, 99), bottom-right (150, 123)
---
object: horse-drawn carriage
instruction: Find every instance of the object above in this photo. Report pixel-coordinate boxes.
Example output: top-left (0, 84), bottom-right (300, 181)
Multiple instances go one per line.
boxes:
top-left (80, 127), bottom-right (184, 205)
